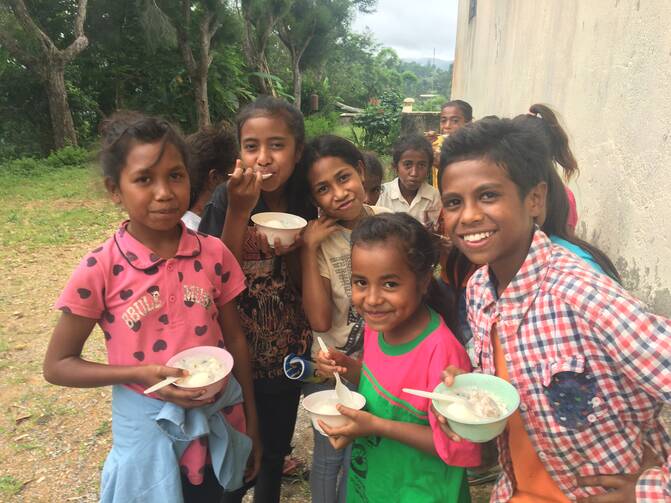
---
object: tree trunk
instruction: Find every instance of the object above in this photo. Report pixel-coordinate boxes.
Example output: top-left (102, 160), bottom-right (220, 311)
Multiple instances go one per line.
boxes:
top-left (292, 58), bottom-right (302, 110)
top-left (194, 73), bottom-right (210, 128)
top-left (44, 62), bottom-right (78, 148)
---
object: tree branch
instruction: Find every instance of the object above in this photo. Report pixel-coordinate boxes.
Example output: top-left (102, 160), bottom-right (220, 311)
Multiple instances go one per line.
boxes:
top-left (175, 0), bottom-right (196, 76)
top-left (0, 25), bottom-right (37, 67)
top-left (7, 0), bottom-right (55, 54)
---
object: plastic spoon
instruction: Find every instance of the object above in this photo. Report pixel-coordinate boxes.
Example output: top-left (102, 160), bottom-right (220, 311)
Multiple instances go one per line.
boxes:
top-left (317, 336), bottom-right (355, 407)
top-left (228, 172), bottom-right (273, 180)
top-left (143, 376), bottom-right (180, 395)
top-left (402, 387), bottom-right (469, 404)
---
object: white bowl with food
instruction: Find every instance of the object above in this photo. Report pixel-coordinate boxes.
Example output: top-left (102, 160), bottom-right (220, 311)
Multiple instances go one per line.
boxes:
top-left (167, 346), bottom-right (234, 400)
top-left (431, 373), bottom-right (519, 443)
top-left (302, 389), bottom-right (366, 436)
top-left (251, 212), bottom-right (308, 247)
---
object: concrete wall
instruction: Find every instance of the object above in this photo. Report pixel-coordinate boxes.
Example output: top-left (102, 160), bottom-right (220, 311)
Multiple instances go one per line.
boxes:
top-left (452, 0), bottom-right (671, 314)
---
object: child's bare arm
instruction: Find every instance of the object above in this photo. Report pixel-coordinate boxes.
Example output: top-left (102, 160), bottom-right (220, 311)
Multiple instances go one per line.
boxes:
top-left (321, 406), bottom-right (437, 456)
top-left (218, 303), bottom-right (261, 482)
top-left (43, 311), bottom-right (207, 408)
top-left (301, 217), bottom-right (339, 331)
top-left (222, 162), bottom-right (262, 262)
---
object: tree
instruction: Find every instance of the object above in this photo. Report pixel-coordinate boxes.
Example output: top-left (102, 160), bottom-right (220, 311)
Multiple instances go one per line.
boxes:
top-left (141, 0), bottom-right (233, 128)
top-left (237, 0), bottom-right (292, 95)
top-left (0, 0), bottom-right (88, 148)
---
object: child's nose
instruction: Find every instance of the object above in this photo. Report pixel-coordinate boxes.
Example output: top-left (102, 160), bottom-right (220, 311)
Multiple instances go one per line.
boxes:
top-left (257, 146), bottom-right (272, 166)
top-left (365, 286), bottom-right (383, 305)
top-left (154, 179), bottom-right (174, 200)
top-left (460, 201), bottom-right (483, 224)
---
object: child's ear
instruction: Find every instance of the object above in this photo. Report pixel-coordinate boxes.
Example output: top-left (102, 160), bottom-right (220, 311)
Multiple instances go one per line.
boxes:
top-left (207, 168), bottom-right (224, 188)
top-left (420, 271), bottom-right (432, 296)
top-left (104, 177), bottom-right (122, 205)
top-left (526, 181), bottom-right (548, 219)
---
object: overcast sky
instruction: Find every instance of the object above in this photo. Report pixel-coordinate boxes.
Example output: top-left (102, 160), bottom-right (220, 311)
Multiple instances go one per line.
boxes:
top-left (351, 0), bottom-right (459, 62)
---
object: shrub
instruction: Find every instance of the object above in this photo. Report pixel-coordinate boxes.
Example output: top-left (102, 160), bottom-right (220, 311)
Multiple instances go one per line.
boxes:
top-left (46, 146), bottom-right (90, 169)
top-left (1, 146), bottom-right (90, 177)
top-left (304, 112), bottom-right (340, 139)
top-left (351, 90), bottom-right (402, 152)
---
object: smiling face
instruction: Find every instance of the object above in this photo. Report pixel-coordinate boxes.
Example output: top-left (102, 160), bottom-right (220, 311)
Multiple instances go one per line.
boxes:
top-left (440, 157), bottom-right (546, 290)
top-left (351, 240), bottom-right (429, 343)
top-left (107, 141), bottom-right (190, 244)
top-left (396, 149), bottom-right (430, 194)
top-left (239, 115), bottom-right (301, 194)
top-left (308, 156), bottom-right (366, 226)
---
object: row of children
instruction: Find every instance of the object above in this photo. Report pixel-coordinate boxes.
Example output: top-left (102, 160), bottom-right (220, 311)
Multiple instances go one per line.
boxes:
top-left (42, 95), bottom-right (670, 503)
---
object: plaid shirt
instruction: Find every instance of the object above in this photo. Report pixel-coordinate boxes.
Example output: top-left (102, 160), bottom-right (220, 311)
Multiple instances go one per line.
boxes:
top-left (466, 230), bottom-right (671, 502)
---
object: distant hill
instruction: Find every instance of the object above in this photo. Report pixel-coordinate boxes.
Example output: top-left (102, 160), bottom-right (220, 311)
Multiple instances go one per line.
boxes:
top-left (402, 57), bottom-right (453, 70)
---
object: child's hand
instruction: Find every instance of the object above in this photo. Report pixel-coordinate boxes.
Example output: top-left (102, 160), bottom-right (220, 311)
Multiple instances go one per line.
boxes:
top-left (244, 424), bottom-right (263, 482)
top-left (319, 405), bottom-right (379, 441)
top-left (254, 228), bottom-right (304, 256)
top-left (138, 364), bottom-right (214, 408)
top-left (432, 365), bottom-right (469, 441)
top-left (228, 160), bottom-right (263, 216)
top-left (303, 216), bottom-right (339, 250)
top-left (315, 347), bottom-right (350, 377)
top-left (326, 434), bottom-right (354, 451)
top-left (576, 445), bottom-right (660, 503)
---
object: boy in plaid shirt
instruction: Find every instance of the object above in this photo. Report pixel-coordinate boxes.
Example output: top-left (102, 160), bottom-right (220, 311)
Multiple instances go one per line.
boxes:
top-left (436, 117), bottom-right (670, 502)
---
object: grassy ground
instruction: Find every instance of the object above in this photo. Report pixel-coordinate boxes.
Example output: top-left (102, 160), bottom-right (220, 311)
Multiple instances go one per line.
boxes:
top-left (0, 164), bottom-right (493, 501)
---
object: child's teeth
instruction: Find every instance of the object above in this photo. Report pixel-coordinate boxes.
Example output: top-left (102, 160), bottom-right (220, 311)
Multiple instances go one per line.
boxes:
top-left (464, 231), bottom-right (493, 242)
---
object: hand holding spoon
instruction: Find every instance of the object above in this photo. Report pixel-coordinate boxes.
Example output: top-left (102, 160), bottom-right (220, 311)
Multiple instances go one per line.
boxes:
top-left (317, 336), bottom-right (355, 407)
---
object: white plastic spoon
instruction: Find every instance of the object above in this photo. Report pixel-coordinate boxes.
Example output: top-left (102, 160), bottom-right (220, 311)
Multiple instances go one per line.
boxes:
top-left (402, 387), bottom-right (468, 404)
top-left (143, 376), bottom-right (180, 395)
top-left (228, 172), bottom-right (273, 180)
top-left (317, 336), bottom-right (355, 407)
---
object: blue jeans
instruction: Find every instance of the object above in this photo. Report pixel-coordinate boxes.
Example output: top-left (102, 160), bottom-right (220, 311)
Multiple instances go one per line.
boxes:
top-left (303, 381), bottom-right (353, 503)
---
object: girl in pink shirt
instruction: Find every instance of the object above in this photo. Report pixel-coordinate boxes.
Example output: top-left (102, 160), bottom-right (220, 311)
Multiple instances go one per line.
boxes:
top-left (316, 213), bottom-right (479, 502)
top-left (43, 112), bottom-right (260, 502)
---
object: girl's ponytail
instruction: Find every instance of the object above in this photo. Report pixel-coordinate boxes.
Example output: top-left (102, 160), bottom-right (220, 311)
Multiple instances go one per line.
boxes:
top-left (528, 104), bottom-right (579, 181)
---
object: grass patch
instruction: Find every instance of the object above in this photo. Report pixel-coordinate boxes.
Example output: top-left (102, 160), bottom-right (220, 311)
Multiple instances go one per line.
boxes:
top-left (0, 166), bottom-right (123, 248)
top-left (95, 420), bottom-right (111, 437)
top-left (0, 475), bottom-right (23, 496)
top-left (13, 441), bottom-right (42, 453)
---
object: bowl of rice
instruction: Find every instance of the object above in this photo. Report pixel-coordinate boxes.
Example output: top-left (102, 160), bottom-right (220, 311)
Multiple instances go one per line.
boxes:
top-left (432, 373), bottom-right (520, 443)
top-left (167, 346), bottom-right (234, 400)
top-left (251, 212), bottom-right (307, 247)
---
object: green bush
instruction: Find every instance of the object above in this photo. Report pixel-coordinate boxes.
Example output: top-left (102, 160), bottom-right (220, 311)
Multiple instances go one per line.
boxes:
top-left (46, 146), bottom-right (90, 169)
top-left (304, 112), bottom-right (340, 139)
top-left (1, 146), bottom-right (90, 177)
top-left (351, 90), bottom-right (402, 152)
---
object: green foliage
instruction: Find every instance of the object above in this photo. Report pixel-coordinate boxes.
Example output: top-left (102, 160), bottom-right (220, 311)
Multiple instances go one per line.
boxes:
top-left (419, 94), bottom-right (449, 111)
top-left (304, 112), bottom-right (340, 139)
top-left (0, 146), bottom-right (90, 176)
top-left (351, 90), bottom-right (402, 152)
top-left (0, 475), bottom-right (23, 496)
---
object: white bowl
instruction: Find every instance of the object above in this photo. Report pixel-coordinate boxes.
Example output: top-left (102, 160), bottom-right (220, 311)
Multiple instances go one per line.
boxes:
top-left (251, 212), bottom-right (307, 247)
top-left (166, 346), bottom-right (234, 400)
top-left (302, 389), bottom-right (366, 436)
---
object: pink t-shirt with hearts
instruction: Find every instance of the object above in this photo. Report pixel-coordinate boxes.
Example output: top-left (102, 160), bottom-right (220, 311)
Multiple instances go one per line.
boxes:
top-left (56, 221), bottom-right (246, 484)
